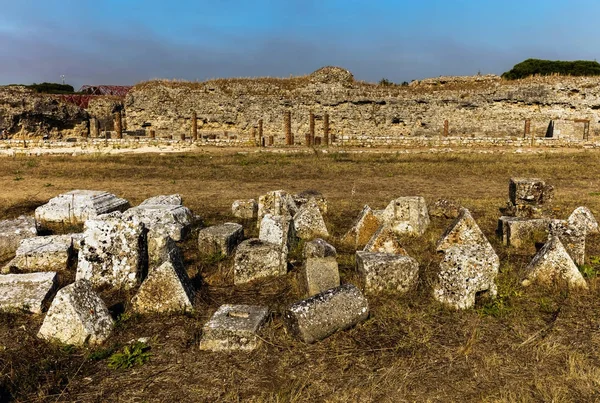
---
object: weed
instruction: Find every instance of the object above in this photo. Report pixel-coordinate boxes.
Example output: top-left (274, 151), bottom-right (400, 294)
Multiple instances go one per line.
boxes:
top-left (88, 346), bottom-right (116, 361)
top-left (107, 341), bottom-right (151, 370)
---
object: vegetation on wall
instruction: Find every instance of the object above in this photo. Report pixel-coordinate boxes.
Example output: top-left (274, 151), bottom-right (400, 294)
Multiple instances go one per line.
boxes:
top-left (502, 59), bottom-right (600, 80)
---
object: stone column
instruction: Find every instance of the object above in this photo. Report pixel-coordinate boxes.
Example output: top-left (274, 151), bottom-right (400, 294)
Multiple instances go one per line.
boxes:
top-left (114, 112), bottom-right (123, 139)
top-left (284, 111), bottom-right (292, 145)
top-left (268, 135), bottom-right (274, 146)
top-left (524, 119), bottom-right (531, 138)
top-left (309, 112), bottom-right (315, 146)
top-left (251, 127), bottom-right (257, 146)
top-left (149, 129), bottom-right (155, 139)
top-left (443, 120), bottom-right (449, 137)
top-left (305, 132), bottom-right (311, 147)
top-left (192, 112), bottom-right (198, 141)
top-left (90, 118), bottom-right (99, 138)
top-left (323, 113), bottom-right (330, 146)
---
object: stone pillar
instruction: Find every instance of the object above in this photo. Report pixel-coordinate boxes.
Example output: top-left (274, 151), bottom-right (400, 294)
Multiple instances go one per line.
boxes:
top-left (114, 112), bottom-right (123, 139)
top-left (192, 112), bottom-right (198, 141)
top-left (309, 112), bottom-right (315, 146)
top-left (305, 132), bottom-right (311, 147)
top-left (251, 127), bottom-right (257, 146)
top-left (284, 111), bottom-right (292, 145)
top-left (258, 119), bottom-right (264, 147)
top-left (180, 131), bottom-right (185, 141)
top-left (524, 119), bottom-right (531, 138)
top-left (443, 120), bottom-right (449, 137)
top-left (149, 129), bottom-right (155, 139)
top-left (268, 135), bottom-right (274, 146)
top-left (90, 118), bottom-right (99, 138)
top-left (323, 113), bottom-right (330, 146)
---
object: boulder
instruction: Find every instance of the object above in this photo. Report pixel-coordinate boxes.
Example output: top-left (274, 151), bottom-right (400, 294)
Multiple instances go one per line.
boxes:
top-left (231, 199), bottom-right (258, 219)
top-left (355, 251), bottom-right (419, 294)
top-left (497, 216), bottom-right (550, 248)
top-left (0, 272), bottom-right (57, 314)
top-left (2, 235), bottom-right (74, 273)
top-left (234, 239), bottom-right (285, 285)
top-left (292, 190), bottom-right (328, 214)
top-left (139, 194), bottom-right (182, 206)
top-left (341, 205), bottom-right (382, 248)
top-left (363, 225), bottom-right (407, 255)
top-left (122, 203), bottom-right (193, 242)
top-left (284, 284), bottom-right (369, 344)
top-left (568, 207), bottom-right (599, 235)
top-left (293, 199), bottom-right (329, 240)
top-left (0, 215), bottom-right (37, 262)
top-left (381, 196), bottom-right (430, 236)
top-left (35, 190), bottom-right (129, 233)
top-left (523, 235), bottom-right (587, 289)
top-left (257, 190), bottom-right (298, 226)
top-left (76, 212), bottom-right (147, 290)
top-left (199, 304), bottom-right (269, 351)
top-left (303, 239), bottom-right (339, 296)
top-left (198, 223), bottom-right (244, 257)
top-left (38, 280), bottom-right (114, 345)
top-left (549, 220), bottom-right (586, 266)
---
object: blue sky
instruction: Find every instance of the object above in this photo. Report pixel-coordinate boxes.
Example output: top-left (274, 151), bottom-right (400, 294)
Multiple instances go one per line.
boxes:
top-left (1, 0), bottom-right (598, 89)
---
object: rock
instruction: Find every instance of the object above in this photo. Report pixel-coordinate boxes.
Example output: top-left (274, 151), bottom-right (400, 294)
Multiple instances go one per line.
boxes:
top-left (284, 284), bottom-right (369, 344)
top-left (257, 190), bottom-right (298, 226)
top-left (381, 196), bottom-right (430, 236)
top-left (568, 207), bottom-right (599, 235)
top-left (76, 212), bottom-right (147, 290)
top-left (199, 304), bottom-right (269, 351)
top-left (437, 208), bottom-right (491, 251)
top-left (293, 199), bottom-right (329, 240)
top-left (259, 214), bottom-right (295, 263)
top-left (198, 223), bottom-right (244, 257)
top-left (523, 235), bottom-right (587, 289)
top-left (122, 203), bottom-right (193, 242)
top-left (231, 199), bottom-right (258, 219)
top-left (35, 190), bottom-right (129, 233)
top-left (303, 239), bottom-right (339, 296)
top-left (497, 216), bottom-right (550, 248)
top-left (363, 225), bottom-right (407, 255)
top-left (147, 230), bottom-right (183, 270)
top-left (38, 280), bottom-right (114, 345)
top-left (549, 220), bottom-right (586, 266)
top-left (292, 190), bottom-right (328, 214)
top-left (0, 216), bottom-right (37, 262)
top-left (131, 260), bottom-right (195, 313)
top-left (0, 272), bottom-right (57, 314)
top-left (2, 235), bottom-right (74, 273)
top-left (341, 205), bottom-right (382, 248)
top-left (356, 251), bottom-right (419, 293)
top-left (234, 239), bottom-right (285, 285)
top-left (429, 199), bottom-right (461, 219)
top-left (139, 194), bottom-right (182, 206)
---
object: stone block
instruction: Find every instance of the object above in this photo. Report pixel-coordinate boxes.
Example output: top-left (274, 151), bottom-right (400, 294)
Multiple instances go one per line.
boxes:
top-left (356, 251), bottom-right (419, 293)
top-left (509, 178), bottom-right (554, 207)
top-left (122, 203), bottom-right (193, 241)
top-left (303, 239), bottom-right (339, 296)
top-left (2, 235), bottom-right (74, 273)
top-left (341, 205), bottom-right (382, 248)
top-left (523, 235), bottom-right (587, 289)
top-left (131, 260), bottom-right (195, 313)
top-left (35, 190), bottom-right (129, 233)
top-left (293, 190), bottom-right (328, 214)
top-left (259, 214), bottom-right (295, 261)
top-left (304, 238), bottom-right (337, 259)
top-left (76, 213), bottom-right (147, 290)
top-left (38, 280), bottom-right (114, 345)
top-left (231, 199), bottom-right (258, 219)
top-left (293, 199), bottom-right (329, 240)
top-left (139, 194), bottom-right (182, 206)
top-left (199, 304), bottom-right (269, 351)
top-left (437, 208), bottom-right (492, 252)
top-left (429, 199), bottom-right (461, 219)
top-left (147, 229), bottom-right (183, 270)
top-left (497, 216), bottom-right (550, 248)
top-left (381, 196), bottom-right (430, 236)
top-left (0, 215), bottom-right (37, 262)
top-left (568, 207), bottom-right (599, 235)
top-left (549, 220), bottom-right (586, 266)
top-left (257, 190), bottom-right (298, 226)
top-left (0, 272), bottom-right (57, 314)
top-left (284, 284), bottom-right (369, 344)
top-left (198, 223), bottom-right (244, 256)
top-left (363, 225), bottom-right (407, 255)
top-left (234, 239), bottom-right (285, 285)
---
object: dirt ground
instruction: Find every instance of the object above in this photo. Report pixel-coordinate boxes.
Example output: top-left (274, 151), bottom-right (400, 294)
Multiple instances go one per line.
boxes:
top-left (1, 148), bottom-right (600, 402)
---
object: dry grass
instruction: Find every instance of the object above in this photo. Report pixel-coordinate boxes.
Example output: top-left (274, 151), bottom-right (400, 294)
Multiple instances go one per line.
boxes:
top-left (1, 149), bottom-right (600, 402)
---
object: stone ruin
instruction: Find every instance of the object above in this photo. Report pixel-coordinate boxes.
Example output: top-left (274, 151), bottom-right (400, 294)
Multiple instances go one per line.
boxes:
top-left (0, 181), bottom-right (596, 348)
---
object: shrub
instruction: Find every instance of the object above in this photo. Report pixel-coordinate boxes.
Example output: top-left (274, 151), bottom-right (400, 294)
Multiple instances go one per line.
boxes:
top-left (502, 59), bottom-right (600, 80)
top-left (27, 82), bottom-right (75, 94)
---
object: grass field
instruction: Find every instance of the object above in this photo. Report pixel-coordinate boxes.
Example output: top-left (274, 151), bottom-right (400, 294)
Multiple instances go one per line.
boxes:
top-left (1, 149), bottom-right (600, 402)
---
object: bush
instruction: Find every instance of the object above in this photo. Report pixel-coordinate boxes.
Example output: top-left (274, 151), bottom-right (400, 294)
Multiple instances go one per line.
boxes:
top-left (378, 78), bottom-right (394, 86)
top-left (502, 59), bottom-right (600, 80)
top-left (27, 82), bottom-right (75, 94)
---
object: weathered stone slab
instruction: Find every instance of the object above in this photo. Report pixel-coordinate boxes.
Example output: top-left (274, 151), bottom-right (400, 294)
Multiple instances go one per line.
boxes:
top-left (76, 213), bottom-right (147, 290)
top-left (231, 199), bottom-right (258, 219)
top-left (0, 272), bottom-right (57, 314)
top-left (363, 225), bottom-right (407, 255)
top-left (2, 235), bottom-right (74, 273)
top-left (342, 205), bottom-right (382, 248)
top-left (0, 215), bottom-right (37, 262)
top-left (131, 260), bottom-right (195, 313)
top-left (259, 214), bottom-right (295, 263)
top-left (198, 223), bottom-right (244, 257)
top-left (381, 196), bottom-right (430, 236)
top-left (139, 194), bottom-right (182, 206)
top-left (497, 216), bottom-right (550, 248)
top-left (429, 199), bottom-right (461, 219)
top-left (38, 280), bottom-right (114, 345)
top-left (257, 190), bottom-right (298, 226)
top-left (284, 284), bottom-right (369, 344)
top-left (568, 207), bottom-right (599, 235)
top-left (199, 304), bottom-right (269, 351)
top-left (523, 235), bottom-right (587, 289)
top-left (549, 220), bottom-right (586, 266)
top-left (356, 251), bottom-right (419, 293)
top-left (293, 199), bottom-right (329, 240)
top-left (122, 203), bottom-right (193, 242)
top-left (234, 239), bottom-right (285, 285)
top-left (293, 190), bottom-right (328, 214)
top-left (303, 239), bottom-right (339, 296)
top-left (35, 190), bottom-right (129, 233)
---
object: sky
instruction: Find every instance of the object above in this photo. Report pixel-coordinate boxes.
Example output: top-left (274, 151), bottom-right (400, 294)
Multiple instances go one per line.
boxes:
top-left (1, 0), bottom-right (599, 89)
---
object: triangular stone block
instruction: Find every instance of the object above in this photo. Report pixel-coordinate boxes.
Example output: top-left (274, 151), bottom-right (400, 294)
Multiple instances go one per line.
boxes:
top-left (436, 208), bottom-right (491, 252)
top-left (524, 236), bottom-right (587, 289)
top-left (293, 199), bottom-right (329, 240)
top-left (363, 225), bottom-right (407, 255)
top-left (568, 206), bottom-right (599, 235)
top-left (549, 220), bottom-right (586, 266)
top-left (342, 205), bottom-right (382, 248)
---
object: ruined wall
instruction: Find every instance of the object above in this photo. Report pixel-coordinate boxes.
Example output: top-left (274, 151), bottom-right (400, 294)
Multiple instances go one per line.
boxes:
top-left (124, 67), bottom-right (600, 144)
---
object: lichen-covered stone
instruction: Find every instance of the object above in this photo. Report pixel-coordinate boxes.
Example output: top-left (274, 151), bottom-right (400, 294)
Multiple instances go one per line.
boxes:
top-left (257, 190), bottom-right (298, 226)
top-left (568, 206), bottom-right (599, 235)
top-left (131, 260), bottom-right (195, 313)
top-left (381, 196), bottom-right (430, 236)
top-left (497, 216), bottom-right (550, 248)
top-left (356, 251), bottom-right (419, 294)
top-left (233, 239), bottom-right (285, 285)
top-left (76, 213), bottom-right (147, 290)
top-left (293, 199), bottom-right (329, 240)
top-left (304, 238), bottom-right (337, 259)
top-left (122, 203), bottom-right (193, 241)
top-left (231, 199), bottom-right (258, 219)
top-left (437, 208), bottom-right (491, 251)
top-left (429, 199), bottom-right (461, 219)
top-left (284, 284), bottom-right (369, 344)
top-left (0, 215), bottom-right (37, 262)
top-left (303, 239), bottom-right (339, 296)
top-left (0, 272), bottom-right (57, 314)
top-left (341, 205), bottom-right (382, 248)
top-left (509, 178), bottom-right (554, 207)
top-left (198, 223), bottom-right (244, 256)
top-left (2, 235), bottom-right (74, 273)
top-left (523, 235), bottom-right (587, 289)
top-left (549, 220), bottom-right (586, 266)
top-left (147, 230), bottom-right (183, 271)
top-left (139, 194), bottom-right (182, 206)
top-left (293, 190), bottom-right (328, 214)
top-left (363, 225), bottom-right (407, 255)
top-left (35, 190), bottom-right (129, 233)
top-left (259, 214), bottom-right (295, 263)
top-left (199, 304), bottom-right (269, 351)
top-left (38, 280), bottom-right (114, 345)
